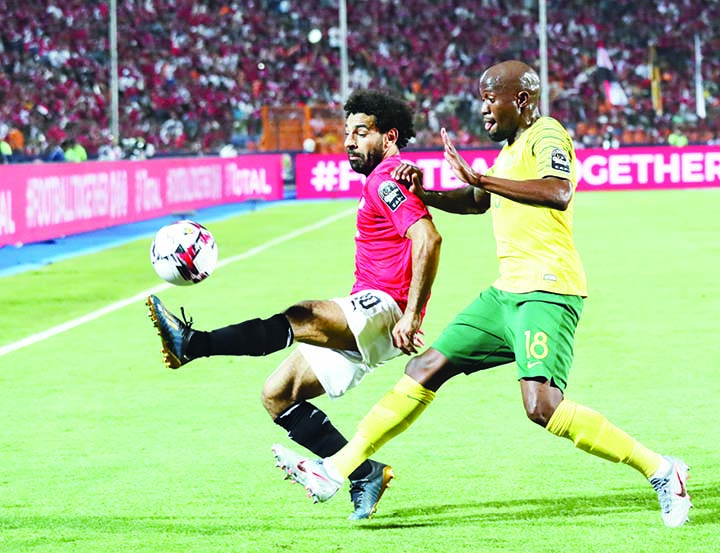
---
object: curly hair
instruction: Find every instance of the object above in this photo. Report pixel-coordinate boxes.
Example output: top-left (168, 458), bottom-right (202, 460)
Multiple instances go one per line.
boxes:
top-left (343, 89), bottom-right (416, 149)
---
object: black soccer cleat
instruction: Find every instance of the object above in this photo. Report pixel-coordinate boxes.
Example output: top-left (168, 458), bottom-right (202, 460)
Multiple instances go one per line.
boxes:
top-left (347, 460), bottom-right (395, 520)
top-left (146, 294), bottom-right (195, 369)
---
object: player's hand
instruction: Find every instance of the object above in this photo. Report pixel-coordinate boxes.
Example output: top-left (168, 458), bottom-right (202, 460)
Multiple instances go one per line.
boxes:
top-left (392, 163), bottom-right (427, 201)
top-left (392, 314), bottom-right (425, 355)
top-left (441, 128), bottom-right (481, 187)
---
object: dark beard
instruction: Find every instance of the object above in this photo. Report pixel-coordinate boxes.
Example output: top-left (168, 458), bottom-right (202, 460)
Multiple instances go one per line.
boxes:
top-left (350, 149), bottom-right (383, 176)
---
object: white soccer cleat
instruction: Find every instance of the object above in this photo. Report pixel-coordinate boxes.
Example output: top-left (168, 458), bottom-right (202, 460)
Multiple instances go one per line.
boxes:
top-left (272, 444), bottom-right (342, 503)
top-left (649, 456), bottom-right (692, 528)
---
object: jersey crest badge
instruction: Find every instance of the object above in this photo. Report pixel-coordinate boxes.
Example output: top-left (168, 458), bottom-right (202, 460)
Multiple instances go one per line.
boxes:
top-left (550, 148), bottom-right (571, 174)
top-left (378, 181), bottom-right (407, 211)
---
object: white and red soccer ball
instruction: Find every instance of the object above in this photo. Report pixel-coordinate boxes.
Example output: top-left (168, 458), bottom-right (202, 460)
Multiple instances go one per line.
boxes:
top-left (150, 220), bottom-right (218, 286)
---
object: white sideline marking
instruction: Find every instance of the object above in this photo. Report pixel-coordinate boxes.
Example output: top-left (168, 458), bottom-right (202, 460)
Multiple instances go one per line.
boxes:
top-left (0, 206), bottom-right (356, 359)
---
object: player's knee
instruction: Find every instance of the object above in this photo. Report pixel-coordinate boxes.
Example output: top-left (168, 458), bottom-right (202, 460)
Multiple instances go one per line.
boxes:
top-left (261, 379), bottom-right (287, 419)
top-left (405, 352), bottom-right (432, 383)
top-left (280, 303), bottom-right (310, 339)
top-left (525, 407), bottom-right (548, 427)
top-left (521, 378), bottom-right (564, 427)
top-left (523, 400), bottom-right (557, 428)
top-left (405, 349), bottom-right (454, 391)
top-left (405, 359), bottom-right (420, 381)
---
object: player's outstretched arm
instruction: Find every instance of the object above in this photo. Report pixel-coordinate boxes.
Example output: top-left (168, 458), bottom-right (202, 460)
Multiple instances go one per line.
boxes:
top-left (442, 127), bottom-right (572, 210)
top-left (391, 160), bottom-right (489, 215)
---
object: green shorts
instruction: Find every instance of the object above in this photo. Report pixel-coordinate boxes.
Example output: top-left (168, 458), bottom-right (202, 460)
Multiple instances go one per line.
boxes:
top-left (432, 287), bottom-right (584, 391)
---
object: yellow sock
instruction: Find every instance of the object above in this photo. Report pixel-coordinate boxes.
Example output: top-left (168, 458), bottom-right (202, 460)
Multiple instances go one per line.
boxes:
top-left (546, 399), bottom-right (664, 478)
top-left (330, 375), bottom-right (436, 479)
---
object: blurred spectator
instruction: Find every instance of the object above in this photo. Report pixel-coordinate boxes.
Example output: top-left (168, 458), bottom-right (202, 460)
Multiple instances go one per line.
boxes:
top-left (97, 136), bottom-right (122, 160)
top-left (63, 138), bottom-right (88, 162)
top-left (45, 142), bottom-right (66, 162)
top-left (0, 136), bottom-right (11, 163)
top-left (668, 124), bottom-right (689, 147)
top-left (602, 126), bottom-right (620, 150)
top-left (120, 137), bottom-right (155, 160)
top-left (5, 125), bottom-right (24, 157)
top-left (218, 143), bottom-right (238, 157)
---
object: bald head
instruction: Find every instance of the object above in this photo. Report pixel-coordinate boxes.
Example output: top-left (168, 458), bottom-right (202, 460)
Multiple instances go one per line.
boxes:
top-left (480, 60), bottom-right (540, 99)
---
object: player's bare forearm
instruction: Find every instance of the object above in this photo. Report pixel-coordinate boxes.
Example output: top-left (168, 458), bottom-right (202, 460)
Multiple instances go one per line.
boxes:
top-left (396, 218), bottom-right (442, 354)
top-left (406, 227), bottom-right (441, 320)
top-left (477, 174), bottom-right (573, 211)
top-left (422, 186), bottom-right (490, 214)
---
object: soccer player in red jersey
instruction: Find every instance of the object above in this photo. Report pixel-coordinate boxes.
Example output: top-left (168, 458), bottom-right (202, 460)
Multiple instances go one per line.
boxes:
top-left (147, 89), bottom-right (442, 520)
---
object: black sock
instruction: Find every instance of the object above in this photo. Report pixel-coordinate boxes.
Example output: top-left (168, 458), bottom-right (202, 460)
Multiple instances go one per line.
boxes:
top-left (186, 314), bottom-right (293, 358)
top-left (274, 401), bottom-right (372, 481)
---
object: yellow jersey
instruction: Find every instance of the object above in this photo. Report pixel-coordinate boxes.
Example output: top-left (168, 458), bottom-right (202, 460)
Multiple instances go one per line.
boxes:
top-left (487, 116), bottom-right (587, 296)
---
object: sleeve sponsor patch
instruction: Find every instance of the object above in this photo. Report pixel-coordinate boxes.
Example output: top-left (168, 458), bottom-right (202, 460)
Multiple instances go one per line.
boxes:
top-left (378, 180), bottom-right (407, 211)
top-left (550, 148), bottom-right (571, 174)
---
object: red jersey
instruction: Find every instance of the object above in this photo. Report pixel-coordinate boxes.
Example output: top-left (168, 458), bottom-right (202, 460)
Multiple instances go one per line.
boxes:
top-left (351, 155), bottom-right (432, 313)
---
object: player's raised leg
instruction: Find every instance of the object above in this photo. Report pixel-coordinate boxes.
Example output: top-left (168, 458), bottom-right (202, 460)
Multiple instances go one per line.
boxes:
top-left (146, 294), bottom-right (294, 369)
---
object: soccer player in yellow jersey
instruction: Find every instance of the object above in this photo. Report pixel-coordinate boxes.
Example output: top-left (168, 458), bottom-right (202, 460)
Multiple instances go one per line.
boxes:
top-left (273, 60), bottom-right (691, 527)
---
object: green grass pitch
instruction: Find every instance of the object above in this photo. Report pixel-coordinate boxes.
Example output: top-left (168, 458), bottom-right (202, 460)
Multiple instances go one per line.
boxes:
top-left (0, 189), bottom-right (718, 552)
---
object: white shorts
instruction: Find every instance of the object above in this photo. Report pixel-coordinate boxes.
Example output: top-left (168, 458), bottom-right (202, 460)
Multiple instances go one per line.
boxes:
top-left (297, 289), bottom-right (403, 399)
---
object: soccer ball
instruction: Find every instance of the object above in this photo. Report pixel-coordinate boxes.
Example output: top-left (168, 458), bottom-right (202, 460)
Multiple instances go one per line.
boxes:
top-left (150, 220), bottom-right (218, 286)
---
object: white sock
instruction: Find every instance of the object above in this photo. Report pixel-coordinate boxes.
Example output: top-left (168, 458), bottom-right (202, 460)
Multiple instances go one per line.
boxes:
top-left (323, 459), bottom-right (343, 483)
top-left (649, 457), bottom-right (672, 480)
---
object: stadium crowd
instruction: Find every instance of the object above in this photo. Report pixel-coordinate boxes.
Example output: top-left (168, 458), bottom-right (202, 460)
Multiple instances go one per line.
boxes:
top-left (1, 0), bottom-right (718, 160)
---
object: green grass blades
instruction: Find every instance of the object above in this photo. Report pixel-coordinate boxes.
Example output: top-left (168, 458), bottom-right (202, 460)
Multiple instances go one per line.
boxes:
top-left (0, 192), bottom-right (719, 552)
